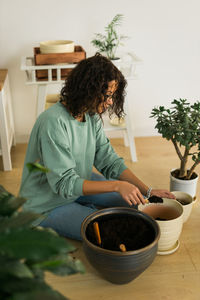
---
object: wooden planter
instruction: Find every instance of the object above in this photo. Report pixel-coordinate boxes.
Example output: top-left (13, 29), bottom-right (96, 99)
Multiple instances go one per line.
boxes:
top-left (34, 45), bottom-right (86, 80)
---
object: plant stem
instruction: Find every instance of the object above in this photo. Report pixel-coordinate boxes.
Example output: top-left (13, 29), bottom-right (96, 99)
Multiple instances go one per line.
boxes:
top-left (179, 147), bottom-right (189, 178)
top-left (171, 139), bottom-right (183, 161)
top-left (187, 160), bottom-right (200, 179)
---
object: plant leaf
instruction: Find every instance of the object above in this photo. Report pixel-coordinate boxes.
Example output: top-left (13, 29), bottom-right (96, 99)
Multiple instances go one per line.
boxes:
top-left (26, 162), bottom-right (50, 173)
top-left (0, 256), bottom-right (33, 279)
top-left (0, 185), bottom-right (27, 216)
top-left (91, 14), bottom-right (127, 59)
top-left (0, 211), bottom-right (40, 232)
top-left (31, 253), bottom-right (85, 276)
top-left (150, 98), bottom-right (200, 175)
top-left (0, 228), bottom-right (75, 261)
top-left (12, 291), bottom-right (69, 300)
top-left (0, 276), bottom-right (68, 299)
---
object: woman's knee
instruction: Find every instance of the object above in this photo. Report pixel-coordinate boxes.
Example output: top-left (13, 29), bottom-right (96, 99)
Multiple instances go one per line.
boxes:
top-left (39, 202), bottom-right (97, 241)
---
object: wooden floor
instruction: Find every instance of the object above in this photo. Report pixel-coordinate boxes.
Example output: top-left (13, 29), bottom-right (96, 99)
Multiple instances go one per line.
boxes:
top-left (1, 137), bottom-right (200, 300)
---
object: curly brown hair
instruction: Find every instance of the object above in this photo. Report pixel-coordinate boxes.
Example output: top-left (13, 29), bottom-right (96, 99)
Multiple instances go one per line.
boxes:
top-left (60, 53), bottom-right (127, 119)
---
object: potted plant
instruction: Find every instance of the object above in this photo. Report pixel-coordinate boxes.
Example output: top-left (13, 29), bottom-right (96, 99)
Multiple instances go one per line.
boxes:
top-left (0, 162), bottom-right (84, 300)
top-left (171, 191), bottom-right (194, 223)
top-left (91, 14), bottom-right (128, 62)
top-left (81, 207), bottom-right (160, 284)
top-left (139, 198), bottom-right (183, 255)
top-left (151, 98), bottom-right (200, 198)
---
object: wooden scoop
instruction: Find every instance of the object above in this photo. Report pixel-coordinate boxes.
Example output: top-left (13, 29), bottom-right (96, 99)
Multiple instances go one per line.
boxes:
top-left (119, 244), bottom-right (127, 252)
top-left (93, 221), bottom-right (102, 246)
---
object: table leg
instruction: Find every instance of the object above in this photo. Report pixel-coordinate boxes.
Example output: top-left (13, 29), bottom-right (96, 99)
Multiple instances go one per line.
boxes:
top-left (124, 94), bottom-right (137, 162)
top-left (0, 92), bottom-right (12, 171)
top-left (36, 84), bottom-right (47, 117)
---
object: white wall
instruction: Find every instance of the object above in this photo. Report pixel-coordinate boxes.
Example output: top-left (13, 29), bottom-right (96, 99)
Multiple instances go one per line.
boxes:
top-left (1, 0), bottom-right (200, 142)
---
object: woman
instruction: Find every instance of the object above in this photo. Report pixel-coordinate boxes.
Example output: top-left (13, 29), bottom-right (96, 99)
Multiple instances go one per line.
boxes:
top-left (20, 53), bottom-right (174, 240)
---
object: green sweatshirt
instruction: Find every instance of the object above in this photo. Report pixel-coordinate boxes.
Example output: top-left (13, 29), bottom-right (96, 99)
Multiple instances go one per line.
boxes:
top-left (20, 102), bottom-right (127, 221)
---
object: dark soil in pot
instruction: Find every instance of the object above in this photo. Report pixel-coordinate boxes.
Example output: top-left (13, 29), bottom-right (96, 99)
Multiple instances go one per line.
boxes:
top-left (143, 205), bottom-right (180, 221)
top-left (171, 169), bottom-right (198, 180)
top-left (176, 198), bottom-right (188, 205)
top-left (86, 214), bottom-right (155, 251)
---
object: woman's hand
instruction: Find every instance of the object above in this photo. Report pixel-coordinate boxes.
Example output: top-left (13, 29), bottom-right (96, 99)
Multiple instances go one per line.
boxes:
top-left (116, 181), bottom-right (147, 206)
top-left (151, 189), bottom-right (176, 199)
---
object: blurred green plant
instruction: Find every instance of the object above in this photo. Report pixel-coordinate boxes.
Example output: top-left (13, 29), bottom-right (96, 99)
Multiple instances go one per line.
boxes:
top-left (91, 14), bottom-right (128, 60)
top-left (151, 99), bottom-right (200, 179)
top-left (0, 162), bottom-right (85, 300)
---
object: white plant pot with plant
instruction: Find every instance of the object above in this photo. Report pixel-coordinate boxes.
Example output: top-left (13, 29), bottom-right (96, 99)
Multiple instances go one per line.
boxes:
top-left (170, 169), bottom-right (198, 198)
top-left (91, 14), bottom-right (128, 63)
top-left (151, 99), bottom-right (200, 199)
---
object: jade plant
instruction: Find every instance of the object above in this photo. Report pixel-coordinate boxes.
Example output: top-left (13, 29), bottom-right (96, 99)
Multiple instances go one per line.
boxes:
top-left (151, 98), bottom-right (200, 180)
top-left (91, 14), bottom-right (128, 60)
top-left (0, 162), bottom-right (84, 300)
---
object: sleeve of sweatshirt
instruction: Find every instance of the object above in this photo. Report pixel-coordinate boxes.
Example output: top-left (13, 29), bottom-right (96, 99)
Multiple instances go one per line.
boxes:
top-left (39, 119), bottom-right (84, 200)
top-left (93, 115), bottom-right (127, 179)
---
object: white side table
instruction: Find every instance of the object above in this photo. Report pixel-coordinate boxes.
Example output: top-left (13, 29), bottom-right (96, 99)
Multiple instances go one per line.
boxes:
top-left (21, 56), bottom-right (140, 161)
top-left (0, 69), bottom-right (16, 171)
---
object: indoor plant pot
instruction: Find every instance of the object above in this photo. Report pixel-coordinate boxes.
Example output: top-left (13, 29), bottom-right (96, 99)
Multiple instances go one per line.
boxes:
top-left (81, 207), bottom-right (160, 285)
top-left (151, 99), bottom-right (200, 199)
top-left (139, 198), bottom-right (183, 255)
top-left (91, 14), bottom-right (128, 61)
top-left (171, 191), bottom-right (194, 223)
top-left (40, 40), bottom-right (75, 54)
top-left (110, 57), bottom-right (122, 70)
top-left (170, 169), bottom-right (198, 198)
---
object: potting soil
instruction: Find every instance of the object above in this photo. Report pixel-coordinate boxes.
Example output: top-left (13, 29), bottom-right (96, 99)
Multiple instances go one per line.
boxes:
top-left (86, 215), bottom-right (155, 251)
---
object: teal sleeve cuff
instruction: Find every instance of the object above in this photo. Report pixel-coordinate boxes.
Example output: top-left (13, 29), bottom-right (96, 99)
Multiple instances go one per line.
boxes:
top-left (117, 164), bottom-right (128, 179)
top-left (74, 177), bottom-right (85, 196)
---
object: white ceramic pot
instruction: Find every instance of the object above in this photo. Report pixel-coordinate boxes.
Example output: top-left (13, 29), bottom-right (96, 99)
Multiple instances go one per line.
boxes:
top-left (111, 58), bottom-right (121, 70)
top-left (40, 40), bottom-right (75, 54)
top-left (170, 169), bottom-right (198, 198)
top-left (138, 198), bottom-right (183, 254)
top-left (171, 191), bottom-right (193, 223)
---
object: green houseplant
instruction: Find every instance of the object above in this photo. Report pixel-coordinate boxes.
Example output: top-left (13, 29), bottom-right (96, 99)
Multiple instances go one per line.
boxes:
top-left (0, 162), bottom-right (84, 300)
top-left (91, 14), bottom-right (128, 60)
top-left (151, 99), bottom-right (200, 197)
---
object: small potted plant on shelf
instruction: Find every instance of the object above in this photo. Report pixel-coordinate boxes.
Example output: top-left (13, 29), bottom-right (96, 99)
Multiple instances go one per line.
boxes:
top-left (0, 162), bottom-right (84, 300)
top-left (151, 98), bottom-right (200, 198)
top-left (91, 14), bottom-right (128, 62)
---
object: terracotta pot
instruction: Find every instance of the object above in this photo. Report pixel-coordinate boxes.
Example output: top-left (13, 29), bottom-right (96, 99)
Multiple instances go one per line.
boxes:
top-left (139, 199), bottom-right (183, 254)
top-left (170, 169), bottom-right (198, 198)
top-left (171, 191), bottom-right (193, 223)
top-left (81, 207), bottom-right (160, 284)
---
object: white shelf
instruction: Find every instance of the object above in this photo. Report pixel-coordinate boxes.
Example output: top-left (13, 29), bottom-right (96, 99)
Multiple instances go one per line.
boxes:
top-left (21, 56), bottom-right (76, 85)
top-left (21, 54), bottom-right (142, 85)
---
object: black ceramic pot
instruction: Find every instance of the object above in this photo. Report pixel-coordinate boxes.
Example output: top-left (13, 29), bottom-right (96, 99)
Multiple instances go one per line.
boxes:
top-left (81, 207), bottom-right (160, 285)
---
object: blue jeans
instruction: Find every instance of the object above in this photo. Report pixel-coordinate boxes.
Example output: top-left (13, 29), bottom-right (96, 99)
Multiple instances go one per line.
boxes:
top-left (39, 172), bottom-right (136, 240)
